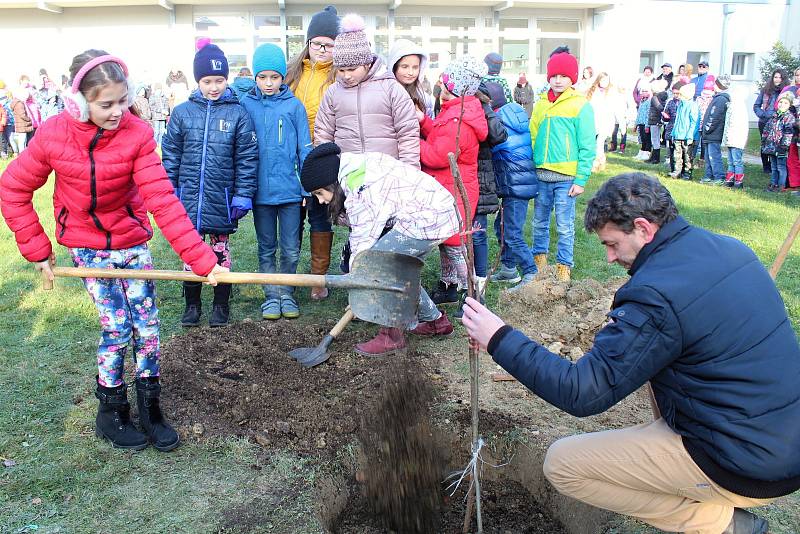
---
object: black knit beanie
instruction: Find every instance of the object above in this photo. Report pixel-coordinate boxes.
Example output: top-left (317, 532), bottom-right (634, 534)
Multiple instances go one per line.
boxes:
top-left (307, 5), bottom-right (340, 41)
top-left (301, 142), bottom-right (342, 192)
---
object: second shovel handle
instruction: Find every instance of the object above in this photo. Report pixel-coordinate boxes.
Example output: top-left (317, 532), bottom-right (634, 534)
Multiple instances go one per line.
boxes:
top-left (330, 308), bottom-right (356, 338)
top-left (49, 266), bottom-right (328, 287)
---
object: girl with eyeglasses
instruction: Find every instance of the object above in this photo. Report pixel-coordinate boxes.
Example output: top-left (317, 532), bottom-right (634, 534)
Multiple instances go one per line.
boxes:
top-left (284, 5), bottom-right (340, 301)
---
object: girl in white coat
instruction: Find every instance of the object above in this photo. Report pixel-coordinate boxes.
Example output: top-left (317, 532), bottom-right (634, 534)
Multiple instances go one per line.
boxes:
top-left (721, 85), bottom-right (750, 188)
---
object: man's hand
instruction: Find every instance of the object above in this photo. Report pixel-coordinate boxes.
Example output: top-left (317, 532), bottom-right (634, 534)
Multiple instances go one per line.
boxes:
top-left (205, 264), bottom-right (229, 286)
top-left (461, 297), bottom-right (507, 351)
top-left (568, 184), bottom-right (585, 197)
top-left (35, 252), bottom-right (56, 284)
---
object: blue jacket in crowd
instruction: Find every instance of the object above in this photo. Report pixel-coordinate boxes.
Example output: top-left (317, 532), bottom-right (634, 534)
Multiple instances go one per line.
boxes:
top-left (753, 88), bottom-right (782, 128)
top-left (671, 99), bottom-right (700, 141)
top-left (162, 88), bottom-right (258, 235)
top-left (691, 72), bottom-right (709, 98)
top-left (231, 76), bottom-right (256, 101)
top-left (491, 103), bottom-right (538, 200)
top-left (240, 84), bottom-right (312, 206)
top-left (488, 216), bottom-right (800, 499)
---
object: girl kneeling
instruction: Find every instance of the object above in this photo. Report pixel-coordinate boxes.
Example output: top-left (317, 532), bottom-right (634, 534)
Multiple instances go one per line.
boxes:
top-left (299, 142), bottom-right (459, 356)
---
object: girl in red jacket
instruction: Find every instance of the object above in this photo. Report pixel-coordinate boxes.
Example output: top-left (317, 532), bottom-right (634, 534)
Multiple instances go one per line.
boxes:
top-left (0, 50), bottom-right (227, 452)
top-left (418, 56), bottom-right (489, 305)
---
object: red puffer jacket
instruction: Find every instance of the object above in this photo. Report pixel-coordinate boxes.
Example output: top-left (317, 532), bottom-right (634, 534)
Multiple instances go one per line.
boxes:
top-left (420, 96), bottom-right (488, 246)
top-left (0, 111), bottom-right (218, 275)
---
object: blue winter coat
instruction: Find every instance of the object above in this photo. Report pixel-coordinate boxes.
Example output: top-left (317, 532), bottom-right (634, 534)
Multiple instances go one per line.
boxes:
top-left (231, 77), bottom-right (256, 101)
top-left (240, 85), bottom-right (312, 206)
top-left (753, 88), bottom-right (782, 128)
top-left (162, 89), bottom-right (258, 235)
top-left (491, 103), bottom-right (538, 200)
top-left (671, 99), bottom-right (699, 141)
top-left (489, 217), bottom-right (800, 498)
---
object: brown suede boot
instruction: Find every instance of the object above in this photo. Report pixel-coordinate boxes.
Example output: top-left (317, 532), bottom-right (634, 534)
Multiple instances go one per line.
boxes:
top-left (556, 264), bottom-right (571, 283)
top-left (310, 231), bottom-right (334, 300)
top-left (534, 254), bottom-right (547, 272)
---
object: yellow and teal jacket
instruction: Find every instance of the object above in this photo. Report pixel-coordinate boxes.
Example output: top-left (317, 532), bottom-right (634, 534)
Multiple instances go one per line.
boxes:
top-left (529, 87), bottom-right (596, 186)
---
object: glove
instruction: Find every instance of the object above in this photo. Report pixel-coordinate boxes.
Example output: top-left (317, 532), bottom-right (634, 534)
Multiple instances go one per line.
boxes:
top-left (230, 195), bottom-right (252, 221)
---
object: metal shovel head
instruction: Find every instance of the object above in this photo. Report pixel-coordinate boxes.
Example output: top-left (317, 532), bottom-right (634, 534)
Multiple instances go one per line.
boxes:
top-left (347, 249), bottom-right (422, 328)
top-left (289, 335), bottom-right (334, 368)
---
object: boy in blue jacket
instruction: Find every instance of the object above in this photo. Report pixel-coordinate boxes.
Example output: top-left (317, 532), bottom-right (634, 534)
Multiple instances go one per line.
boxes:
top-left (240, 43), bottom-right (312, 321)
top-left (162, 39), bottom-right (258, 328)
top-left (490, 101), bottom-right (539, 291)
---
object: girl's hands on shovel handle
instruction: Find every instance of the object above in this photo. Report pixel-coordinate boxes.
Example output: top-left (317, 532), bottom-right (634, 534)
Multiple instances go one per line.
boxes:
top-left (36, 253), bottom-right (56, 290)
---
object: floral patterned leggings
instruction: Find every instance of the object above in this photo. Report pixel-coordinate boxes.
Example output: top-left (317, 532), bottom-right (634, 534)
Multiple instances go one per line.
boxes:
top-left (70, 244), bottom-right (160, 387)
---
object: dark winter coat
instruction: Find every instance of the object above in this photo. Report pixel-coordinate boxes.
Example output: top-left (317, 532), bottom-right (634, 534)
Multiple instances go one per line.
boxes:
top-left (656, 71), bottom-right (674, 88)
top-left (491, 102), bottom-right (538, 200)
top-left (701, 91), bottom-right (730, 143)
top-left (648, 91), bottom-right (668, 126)
top-left (753, 88), bottom-right (782, 128)
top-left (761, 109), bottom-right (796, 156)
top-left (662, 98), bottom-right (679, 139)
top-left (0, 111), bottom-right (218, 275)
top-left (476, 101), bottom-right (507, 215)
top-left (488, 216), bottom-right (800, 499)
top-left (240, 84), bottom-right (312, 206)
top-left (162, 89), bottom-right (258, 235)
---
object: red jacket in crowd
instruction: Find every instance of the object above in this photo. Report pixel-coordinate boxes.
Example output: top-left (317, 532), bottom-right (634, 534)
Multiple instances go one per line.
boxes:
top-left (420, 95), bottom-right (488, 246)
top-left (0, 111), bottom-right (218, 275)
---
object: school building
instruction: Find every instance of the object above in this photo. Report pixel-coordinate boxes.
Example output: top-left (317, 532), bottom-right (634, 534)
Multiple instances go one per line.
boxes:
top-left (1, 0), bottom-right (798, 110)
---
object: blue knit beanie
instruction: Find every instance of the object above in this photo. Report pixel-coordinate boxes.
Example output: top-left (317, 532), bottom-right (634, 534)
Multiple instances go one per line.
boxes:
top-left (193, 38), bottom-right (229, 82)
top-left (253, 43), bottom-right (287, 78)
top-left (484, 52), bottom-right (503, 75)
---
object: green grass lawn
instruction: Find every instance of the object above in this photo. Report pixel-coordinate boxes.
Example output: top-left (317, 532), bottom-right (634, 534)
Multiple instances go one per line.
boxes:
top-left (1, 147), bottom-right (798, 533)
top-left (745, 127), bottom-right (762, 158)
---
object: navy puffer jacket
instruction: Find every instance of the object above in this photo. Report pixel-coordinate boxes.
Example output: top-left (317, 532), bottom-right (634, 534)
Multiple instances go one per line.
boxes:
top-left (162, 89), bottom-right (258, 235)
top-left (491, 103), bottom-right (538, 200)
top-left (476, 101), bottom-right (507, 215)
top-left (489, 217), bottom-right (800, 499)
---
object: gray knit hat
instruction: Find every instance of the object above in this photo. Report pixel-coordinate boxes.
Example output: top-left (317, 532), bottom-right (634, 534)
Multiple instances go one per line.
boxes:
top-left (333, 13), bottom-right (373, 69)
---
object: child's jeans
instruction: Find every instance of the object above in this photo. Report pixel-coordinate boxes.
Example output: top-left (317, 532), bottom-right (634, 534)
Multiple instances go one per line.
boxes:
top-left (532, 181), bottom-right (576, 267)
top-left (727, 147), bottom-right (744, 175)
top-left (371, 229), bottom-right (441, 327)
top-left (253, 202), bottom-right (302, 298)
top-left (703, 142), bottom-right (725, 181)
top-left (472, 214), bottom-right (488, 278)
top-left (69, 244), bottom-right (160, 388)
top-left (151, 120), bottom-right (167, 146)
top-left (440, 244), bottom-right (468, 289)
top-left (302, 194), bottom-right (333, 234)
top-left (495, 197), bottom-right (536, 276)
top-left (649, 124), bottom-right (662, 150)
top-left (770, 155), bottom-right (788, 189)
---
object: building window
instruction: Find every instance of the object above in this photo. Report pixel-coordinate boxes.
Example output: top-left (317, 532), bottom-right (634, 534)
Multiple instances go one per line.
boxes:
top-left (287, 35), bottom-right (305, 58)
top-left (395, 16), bottom-right (422, 31)
top-left (375, 35), bottom-right (389, 57)
top-left (375, 15), bottom-right (388, 31)
top-left (731, 52), bottom-right (754, 78)
top-left (500, 18), bottom-right (527, 31)
top-left (286, 16), bottom-right (303, 31)
top-left (639, 51), bottom-right (662, 72)
top-left (500, 38), bottom-right (528, 72)
top-left (254, 15), bottom-right (280, 30)
top-left (431, 17), bottom-right (475, 31)
top-left (536, 19), bottom-right (579, 33)
top-left (686, 51), bottom-right (709, 69)
top-left (537, 38), bottom-right (580, 75)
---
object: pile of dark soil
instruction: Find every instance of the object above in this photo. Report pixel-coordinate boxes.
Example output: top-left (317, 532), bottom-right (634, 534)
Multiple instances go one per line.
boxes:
top-left (332, 478), bottom-right (567, 534)
top-left (161, 320), bottom-right (416, 456)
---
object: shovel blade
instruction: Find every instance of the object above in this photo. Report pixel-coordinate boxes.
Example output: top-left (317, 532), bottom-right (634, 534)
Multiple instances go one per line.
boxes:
top-left (347, 250), bottom-right (422, 328)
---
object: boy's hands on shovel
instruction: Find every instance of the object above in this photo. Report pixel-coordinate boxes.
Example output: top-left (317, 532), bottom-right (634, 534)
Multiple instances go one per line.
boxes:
top-left (35, 253), bottom-right (56, 285)
top-left (205, 264), bottom-right (229, 286)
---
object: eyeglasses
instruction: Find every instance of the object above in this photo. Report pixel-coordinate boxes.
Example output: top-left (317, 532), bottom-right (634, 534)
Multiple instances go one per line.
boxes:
top-left (309, 40), bottom-right (334, 51)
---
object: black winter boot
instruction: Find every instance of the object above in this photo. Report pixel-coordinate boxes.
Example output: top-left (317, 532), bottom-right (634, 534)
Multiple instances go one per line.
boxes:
top-left (647, 148), bottom-right (661, 164)
top-left (209, 283), bottom-right (231, 327)
top-left (721, 508), bottom-right (768, 534)
top-left (95, 378), bottom-right (149, 450)
top-left (181, 282), bottom-right (202, 327)
top-left (135, 376), bottom-right (180, 452)
top-left (430, 280), bottom-right (460, 305)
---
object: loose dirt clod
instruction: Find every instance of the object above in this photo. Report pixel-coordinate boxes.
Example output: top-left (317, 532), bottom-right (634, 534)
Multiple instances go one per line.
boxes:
top-left (357, 363), bottom-right (445, 533)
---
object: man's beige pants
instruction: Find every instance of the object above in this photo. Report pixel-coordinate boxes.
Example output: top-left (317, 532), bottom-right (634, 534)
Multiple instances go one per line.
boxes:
top-left (543, 418), bottom-right (773, 534)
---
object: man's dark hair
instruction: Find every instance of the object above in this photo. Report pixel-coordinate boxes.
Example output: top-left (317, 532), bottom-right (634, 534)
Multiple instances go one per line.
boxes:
top-left (584, 173), bottom-right (678, 233)
top-left (550, 46), bottom-right (570, 57)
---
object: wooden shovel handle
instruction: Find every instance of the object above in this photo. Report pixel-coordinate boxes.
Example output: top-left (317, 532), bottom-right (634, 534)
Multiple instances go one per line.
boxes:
top-left (769, 212), bottom-right (800, 280)
top-left (330, 308), bottom-right (355, 338)
top-left (46, 266), bottom-right (328, 287)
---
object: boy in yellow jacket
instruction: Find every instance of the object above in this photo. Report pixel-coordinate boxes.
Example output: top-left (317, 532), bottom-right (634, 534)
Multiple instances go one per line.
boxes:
top-left (529, 46), bottom-right (595, 282)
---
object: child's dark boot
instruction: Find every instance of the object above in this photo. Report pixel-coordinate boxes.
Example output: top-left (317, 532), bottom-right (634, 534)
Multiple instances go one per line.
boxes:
top-left (135, 376), bottom-right (180, 452)
top-left (209, 283), bottom-right (231, 327)
top-left (430, 280), bottom-right (460, 304)
top-left (181, 282), bottom-right (202, 327)
top-left (95, 378), bottom-right (148, 450)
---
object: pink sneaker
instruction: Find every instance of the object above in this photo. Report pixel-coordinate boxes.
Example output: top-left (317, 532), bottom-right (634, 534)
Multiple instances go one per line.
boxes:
top-left (409, 311), bottom-right (454, 336)
top-left (354, 327), bottom-right (407, 356)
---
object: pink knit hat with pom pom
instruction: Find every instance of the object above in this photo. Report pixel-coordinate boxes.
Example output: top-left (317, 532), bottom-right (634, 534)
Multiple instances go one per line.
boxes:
top-left (193, 37), bottom-right (228, 82)
top-left (333, 14), bottom-right (374, 69)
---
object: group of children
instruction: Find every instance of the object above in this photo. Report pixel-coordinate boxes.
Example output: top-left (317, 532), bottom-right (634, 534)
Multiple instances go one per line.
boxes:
top-left (0, 4), bottom-right (597, 450)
